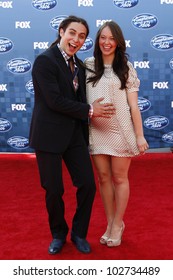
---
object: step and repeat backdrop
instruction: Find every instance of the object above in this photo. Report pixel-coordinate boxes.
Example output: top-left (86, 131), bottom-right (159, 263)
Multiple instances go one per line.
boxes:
top-left (0, 0), bottom-right (173, 152)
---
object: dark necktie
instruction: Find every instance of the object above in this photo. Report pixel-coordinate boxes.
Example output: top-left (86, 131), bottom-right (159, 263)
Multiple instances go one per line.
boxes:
top-left (68, 57), bottom-right (79, 91)
top-left (68, 57), bottom-right (75, 75)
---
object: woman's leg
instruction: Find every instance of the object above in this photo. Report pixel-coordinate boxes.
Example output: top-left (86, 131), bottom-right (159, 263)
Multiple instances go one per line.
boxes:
top-left (107, 156), bottom-right (131, 246)
top-left (92, 154), bottom-right (115, 242)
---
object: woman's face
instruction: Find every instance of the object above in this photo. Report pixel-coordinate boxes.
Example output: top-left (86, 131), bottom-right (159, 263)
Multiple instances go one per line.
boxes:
top-left (99, 26), bottom-right (118, 60)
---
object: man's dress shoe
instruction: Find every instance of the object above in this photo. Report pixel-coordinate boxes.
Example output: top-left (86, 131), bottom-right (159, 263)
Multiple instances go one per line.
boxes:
top-left (48, 238), bottom-right (66, 254)
top-left (71, 232), bottom-right (91, 253)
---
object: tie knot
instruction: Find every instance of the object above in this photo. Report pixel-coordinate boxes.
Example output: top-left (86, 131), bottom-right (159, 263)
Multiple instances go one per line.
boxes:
top-left (68, 56), bottom-right (73, 62)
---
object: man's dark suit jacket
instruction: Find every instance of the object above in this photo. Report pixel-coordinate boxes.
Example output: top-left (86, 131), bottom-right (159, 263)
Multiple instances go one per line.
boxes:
top-left (29, 45), bottom-right (90, 153)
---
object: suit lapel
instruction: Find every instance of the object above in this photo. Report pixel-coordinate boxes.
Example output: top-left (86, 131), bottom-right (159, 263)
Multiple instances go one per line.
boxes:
top-left (51, 46), bottom-right (75, 91)
top-left (75, 58), bottom-right (86, 102)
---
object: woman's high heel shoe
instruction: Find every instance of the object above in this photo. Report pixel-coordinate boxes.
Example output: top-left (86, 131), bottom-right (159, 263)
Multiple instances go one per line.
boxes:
top-left (107, 221), bottom-right (125, 247)
top-left (100, 234), bottom-right (109, 245)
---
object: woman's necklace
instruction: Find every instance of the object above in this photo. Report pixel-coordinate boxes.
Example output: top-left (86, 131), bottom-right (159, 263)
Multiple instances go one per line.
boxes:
top-left (104, 64), bottom-right (113, 78)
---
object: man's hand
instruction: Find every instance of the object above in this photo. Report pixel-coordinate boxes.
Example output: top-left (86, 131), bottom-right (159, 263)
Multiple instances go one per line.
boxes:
top-left (92, 97), bottom-right (115, 118)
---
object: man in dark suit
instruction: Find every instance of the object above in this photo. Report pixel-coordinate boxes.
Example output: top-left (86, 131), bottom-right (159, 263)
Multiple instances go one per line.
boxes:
top-left (29, 15), bottom-right (114, 254)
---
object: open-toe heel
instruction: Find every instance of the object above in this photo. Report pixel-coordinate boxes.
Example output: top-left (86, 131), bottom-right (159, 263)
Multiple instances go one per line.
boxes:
top-left (100, 234), bottom-right (109, 245)
top-left (107, 221), bottom-right (125, 247)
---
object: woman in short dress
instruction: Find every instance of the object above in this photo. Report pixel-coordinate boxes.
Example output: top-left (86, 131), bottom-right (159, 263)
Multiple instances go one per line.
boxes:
top-left (85, 21), bottom-right (149, 247)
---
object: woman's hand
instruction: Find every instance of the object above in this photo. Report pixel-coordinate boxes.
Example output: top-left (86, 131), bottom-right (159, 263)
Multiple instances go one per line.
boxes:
top-left (136, 136), bottom-right (149, 154)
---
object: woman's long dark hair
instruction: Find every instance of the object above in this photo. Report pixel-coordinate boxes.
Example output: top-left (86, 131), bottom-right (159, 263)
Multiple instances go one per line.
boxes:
top-left (87, 21), bottom-right (129, 90)
top-left (50, 15), bottom-right (89, 47)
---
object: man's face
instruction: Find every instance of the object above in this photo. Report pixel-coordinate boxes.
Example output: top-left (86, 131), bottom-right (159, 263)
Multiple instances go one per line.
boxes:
top-left (59, 22), bottom-right (87, 56)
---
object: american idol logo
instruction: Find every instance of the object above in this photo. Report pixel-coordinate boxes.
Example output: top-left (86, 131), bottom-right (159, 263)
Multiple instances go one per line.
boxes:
top-left (7, 136), bottom-right (29, 149)
top-left (169, 58), bottom-right (173, 70)
top-left (132, 14), bottom-right (157, 29)
top-left (0, 37), bottom-right (13, 53)
top-left (78, 37), bottom-right (93, 52)
top-left (50, 15), bottom-right (67, 30)
top-left (138, 97), bottom-right (151, 112)
top-left (7, 58), bottom-right (32, 74)
top-left (162, 131), bottom-right (173, 144)
top-left (32, 0), bottom-right (57, 10)
top-left (113, 0), bottom-right (138, 8)
top-left (144, 116), bottom-right (169, 130)
top-left (0, 118), bottom-right (12, 132)
top-left (150, 34), bottom-right (173, 50)
top-left (25, 80), bottom-right (34, 94)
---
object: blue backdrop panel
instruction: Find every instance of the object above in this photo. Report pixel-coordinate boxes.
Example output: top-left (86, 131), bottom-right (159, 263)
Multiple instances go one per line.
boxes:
top-left (0, 0), bottom-right (173, 152)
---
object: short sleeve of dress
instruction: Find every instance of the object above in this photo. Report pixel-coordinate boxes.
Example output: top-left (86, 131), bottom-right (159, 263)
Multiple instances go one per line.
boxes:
top-left (84, 57), bottom-right (95, 80)
top-left (126, 61), bottom-right (140, 93)
top-left (84, 56), bottom-right (94, 69)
